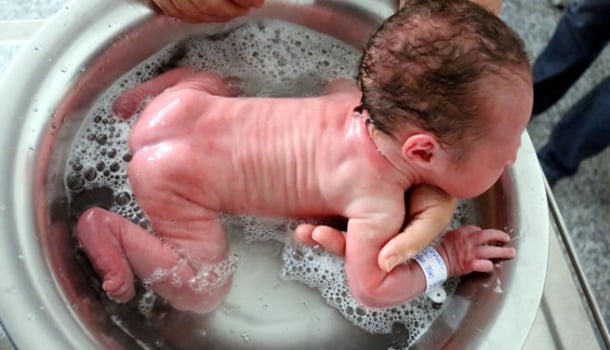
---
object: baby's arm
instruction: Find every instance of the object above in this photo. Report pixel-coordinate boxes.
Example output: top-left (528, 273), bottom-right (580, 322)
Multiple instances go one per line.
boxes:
top-left (295, 192), bottom-right (513, 308)
top-left (378, 185), bottom-right (457, 272)
top-left (294, 185), bottom-right (456, 271)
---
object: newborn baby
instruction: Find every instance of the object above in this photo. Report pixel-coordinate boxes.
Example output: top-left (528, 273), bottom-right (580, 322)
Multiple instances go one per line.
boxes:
top-left (76, 0), bottom-right (532, 312)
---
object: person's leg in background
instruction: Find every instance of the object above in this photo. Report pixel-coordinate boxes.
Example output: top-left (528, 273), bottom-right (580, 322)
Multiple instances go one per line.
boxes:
top-left (532, 0), bottom-right (610, 184)
top-left (537, 76), bottom-right (610, 184)
top-left (532, 0), bottom-right (610, 115)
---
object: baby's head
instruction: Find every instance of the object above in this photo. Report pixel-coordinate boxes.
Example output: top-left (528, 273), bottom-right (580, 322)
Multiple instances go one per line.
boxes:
top-left (358, 0), bottom-right (532, 198)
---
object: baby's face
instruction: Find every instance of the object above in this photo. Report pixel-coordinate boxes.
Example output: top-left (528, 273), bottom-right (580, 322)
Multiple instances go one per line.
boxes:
top-left (441, 73), bottom-right (533, 199)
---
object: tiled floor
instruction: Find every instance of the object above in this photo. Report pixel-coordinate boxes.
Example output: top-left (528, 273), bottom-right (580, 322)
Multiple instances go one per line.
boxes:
top-left (0, 0), bottom-right (608, 344)
top-left (0, 0), bottom-right (65, 20)
top-left (500, 0), bottom-right (610, 329)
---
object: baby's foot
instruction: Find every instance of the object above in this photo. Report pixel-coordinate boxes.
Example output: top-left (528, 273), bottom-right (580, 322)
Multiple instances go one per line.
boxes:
top-left (102, 271), bottom-right (136, 303)
top-left (76, 208), bottom-right (136, 303)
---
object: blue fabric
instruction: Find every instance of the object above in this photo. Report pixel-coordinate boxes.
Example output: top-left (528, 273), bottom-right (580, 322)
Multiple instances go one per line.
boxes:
top-left (532, 0), bottom-right (610, 182)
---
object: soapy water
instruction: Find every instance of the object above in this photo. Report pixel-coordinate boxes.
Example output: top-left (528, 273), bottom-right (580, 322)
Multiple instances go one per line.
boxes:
top-left (228, 209), bottom-right (467, 342)
top-left (64, 20), bottom-right (473, 347)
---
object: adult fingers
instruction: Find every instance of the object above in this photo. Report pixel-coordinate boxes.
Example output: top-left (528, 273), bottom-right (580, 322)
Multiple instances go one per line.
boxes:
top-left (473, 229), bottom-right (511, 245)
top-left (152, 0), bottom-right (249, 23)
top-left (151, 0), bottom-right (180, 18)
top-left (189, 0), bottom-right (249, 22)
top-left (378, 230), bottom-right (437, 273)
top-left (232, 0), bottom-right (264, 8)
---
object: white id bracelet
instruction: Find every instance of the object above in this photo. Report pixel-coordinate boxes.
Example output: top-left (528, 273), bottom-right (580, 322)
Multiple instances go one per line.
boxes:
top-left (413, 246), bottom-right (448, 303)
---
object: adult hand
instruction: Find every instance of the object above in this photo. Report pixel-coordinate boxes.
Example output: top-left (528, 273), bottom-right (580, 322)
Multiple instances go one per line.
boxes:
top-left (152, 0), bottom-right (264, 23)
top-left (398, 0), bottom-right (502, 15)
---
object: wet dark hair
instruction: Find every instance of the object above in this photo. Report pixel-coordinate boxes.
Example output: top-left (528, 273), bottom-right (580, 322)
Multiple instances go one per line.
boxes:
top-left (358, 0), bottom-right (530, 155)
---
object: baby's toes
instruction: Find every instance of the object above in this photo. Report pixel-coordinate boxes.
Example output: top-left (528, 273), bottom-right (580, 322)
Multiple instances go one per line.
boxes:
top-left (103, 274), bottom-right (135, 303)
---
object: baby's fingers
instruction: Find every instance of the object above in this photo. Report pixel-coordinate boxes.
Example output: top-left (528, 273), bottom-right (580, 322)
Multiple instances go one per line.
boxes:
top-left (476, 245), bottom-right (517, 260)
top-left (469, 244), bottom-right (516, 273)
top-left (474, 229), bottom-right (511, 245)
top-left (469, 259), bottom-right (494, 273)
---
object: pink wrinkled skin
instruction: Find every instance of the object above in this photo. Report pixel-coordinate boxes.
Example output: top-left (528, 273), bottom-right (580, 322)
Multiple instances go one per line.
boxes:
top-left (76, 67), bottom-right (517, 312)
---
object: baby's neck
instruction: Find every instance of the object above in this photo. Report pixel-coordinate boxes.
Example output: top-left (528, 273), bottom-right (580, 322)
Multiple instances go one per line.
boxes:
top-left (358, 112), bottom-right (422, 188)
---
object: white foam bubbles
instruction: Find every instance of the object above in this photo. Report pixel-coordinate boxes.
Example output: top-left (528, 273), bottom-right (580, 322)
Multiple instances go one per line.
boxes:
top-left (138, 289), bottom-right (158, 316)
top-left (278, 228), bottom-right (459, 346)
top-left (227, 214), bottom-right (468, 346)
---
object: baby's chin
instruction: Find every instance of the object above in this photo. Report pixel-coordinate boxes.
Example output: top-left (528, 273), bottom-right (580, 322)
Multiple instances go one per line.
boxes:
top-left (442, 182), bottom-right (494, 200)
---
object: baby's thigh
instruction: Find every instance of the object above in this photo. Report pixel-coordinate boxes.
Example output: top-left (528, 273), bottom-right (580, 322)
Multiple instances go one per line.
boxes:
top-left (127, 143), bottom-right (222, 238)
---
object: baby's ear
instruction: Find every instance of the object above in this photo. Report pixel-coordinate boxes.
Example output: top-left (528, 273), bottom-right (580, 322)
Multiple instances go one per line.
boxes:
top-left (400, 133), bottom-right (440, 167)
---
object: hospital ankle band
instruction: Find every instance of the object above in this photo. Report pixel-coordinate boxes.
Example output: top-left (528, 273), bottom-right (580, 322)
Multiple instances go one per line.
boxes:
top-left (413, 246), bottom-right (448, 300)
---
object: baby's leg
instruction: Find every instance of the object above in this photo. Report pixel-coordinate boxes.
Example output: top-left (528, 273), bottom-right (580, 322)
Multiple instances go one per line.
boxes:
top-left (76, 208), bottom-right (231, 313)
top-left (112, 67), bottom-right (241, 118)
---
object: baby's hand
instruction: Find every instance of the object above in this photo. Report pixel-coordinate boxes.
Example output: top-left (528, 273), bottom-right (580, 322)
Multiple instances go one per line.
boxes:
top-left (436, 225), bottom-right (516, 277)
